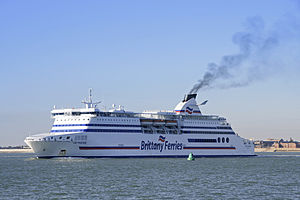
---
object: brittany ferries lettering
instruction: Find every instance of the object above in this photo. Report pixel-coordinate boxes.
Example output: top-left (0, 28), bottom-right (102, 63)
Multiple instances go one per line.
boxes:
top-left (141, 136), bottom-right (183, 152)
top-left (25, 90), bottom-right (255, 158)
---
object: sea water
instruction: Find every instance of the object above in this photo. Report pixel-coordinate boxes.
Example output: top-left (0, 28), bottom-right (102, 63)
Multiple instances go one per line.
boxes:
top-left (0, 152), bottom-right (299, 199)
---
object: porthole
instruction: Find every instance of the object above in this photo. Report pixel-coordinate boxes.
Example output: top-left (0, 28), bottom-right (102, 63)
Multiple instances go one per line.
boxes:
top-left (222, 137), bottom-right (225, 143)
top-left (226, 137), bottom-right (229, 143)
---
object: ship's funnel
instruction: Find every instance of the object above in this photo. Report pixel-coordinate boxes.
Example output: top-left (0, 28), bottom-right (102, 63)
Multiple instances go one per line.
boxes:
top-left (175, 93), bottom-right (201, 115)
top-left (183, 94), bottom-right (197, 102)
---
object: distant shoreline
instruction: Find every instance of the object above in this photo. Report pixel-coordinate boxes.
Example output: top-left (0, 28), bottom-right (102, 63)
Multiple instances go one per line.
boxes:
top-left (255, 148), bottom-right (300, 152)
top-left (0, 149), bottom-right (33, 153)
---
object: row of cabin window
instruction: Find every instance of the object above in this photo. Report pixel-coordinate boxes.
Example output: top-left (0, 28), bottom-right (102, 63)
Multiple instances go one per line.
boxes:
top-left (183, 131), bottom-right (235, 135)
top-left (49, 135), bottom-right (87, 140)
top-left (74, 135), bottom-right (87, 140)
top-left (56, 118), bottom-right (90, 121)
top-left (188, 137), bottom-right (230, 143)
top-left (55, 118), bottom-right (138, 122)
top-left (49, 136), bottom-right (70, 140)
top-left (53, 124), bottom-right (141, 127)
top-left (53, 112), bottom-right (136, 117)
top-left (143, 131), bottom-right (179, 134)
top-left (52, 112), bottom-right (105, 116)
top-left (51, 129), bottom-right (142, 133)
top-left (182, 126), bottom-right (232, 130)
top-left (185, 121), bottom-right (219, 125)
top-left (188, 138), bottom-right (217, 143)
top-left (96, 118), bottom-right (138, 122)
top-left (216, 127), bottom-right (232, 130)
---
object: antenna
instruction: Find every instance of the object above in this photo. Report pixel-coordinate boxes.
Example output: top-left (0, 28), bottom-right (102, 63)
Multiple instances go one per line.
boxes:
top-left (89, 88), bottom-right (92, 103)
top-left (82, 88), bottom-right (101, 108)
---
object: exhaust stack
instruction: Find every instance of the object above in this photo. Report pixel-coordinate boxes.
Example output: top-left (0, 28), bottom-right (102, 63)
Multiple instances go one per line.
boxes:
top-left (175, 94), bottom-right (201, 115)
top-left (183, 94), bottom-right (197, 102)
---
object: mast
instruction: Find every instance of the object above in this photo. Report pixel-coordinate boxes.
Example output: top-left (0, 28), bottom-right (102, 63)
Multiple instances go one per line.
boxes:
top-left (82, 88), bottom-right (101, 109)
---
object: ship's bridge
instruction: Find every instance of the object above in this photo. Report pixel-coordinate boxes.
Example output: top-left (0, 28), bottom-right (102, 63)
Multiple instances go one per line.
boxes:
top-left (51, 107), bottom-right (101, 118)
top-left (50, 88), bottom-right (102, 118)
top-left (174, 94), bottom-right (202, 115)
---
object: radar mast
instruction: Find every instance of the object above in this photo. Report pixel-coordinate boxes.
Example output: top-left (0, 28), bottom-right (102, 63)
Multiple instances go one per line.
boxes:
top-left (82, 88), bottom-right (101, 109)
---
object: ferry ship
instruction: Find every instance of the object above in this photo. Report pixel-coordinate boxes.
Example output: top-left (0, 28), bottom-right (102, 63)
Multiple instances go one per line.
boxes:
top-left (25, 90), bottom-right (255, 158)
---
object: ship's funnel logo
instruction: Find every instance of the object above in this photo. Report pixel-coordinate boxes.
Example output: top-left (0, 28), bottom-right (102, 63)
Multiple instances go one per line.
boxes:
top-left (186, 107), bottom-right (193, 114)
top-left (158, 135), bottom-right (166, 142)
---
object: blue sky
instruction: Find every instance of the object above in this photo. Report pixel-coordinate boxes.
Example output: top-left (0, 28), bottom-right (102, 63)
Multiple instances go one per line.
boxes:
top-left (0, 0), bottom-right (299, 146)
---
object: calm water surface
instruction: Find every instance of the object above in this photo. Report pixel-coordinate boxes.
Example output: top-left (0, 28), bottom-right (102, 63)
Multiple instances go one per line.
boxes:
top-left (0, 152), bottom-right (299, 199)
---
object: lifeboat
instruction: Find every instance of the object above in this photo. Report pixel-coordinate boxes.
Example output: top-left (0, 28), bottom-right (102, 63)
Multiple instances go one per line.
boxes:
top-left (153, 119), bottom-right (165, 125)
top-left (140, 119), bottom-right (154, 125)
top-left (165, 120), bottom-right (177, 126)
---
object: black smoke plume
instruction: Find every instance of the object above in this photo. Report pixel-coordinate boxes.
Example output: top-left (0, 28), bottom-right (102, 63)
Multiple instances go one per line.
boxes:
top-left (190, 11), bottom-right (300, 94)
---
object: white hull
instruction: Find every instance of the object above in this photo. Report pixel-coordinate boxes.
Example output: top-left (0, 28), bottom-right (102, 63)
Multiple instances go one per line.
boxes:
top-left (25, 92), bottom-right (255, 158)
top-left (25, 132), bottom-right (255, 158)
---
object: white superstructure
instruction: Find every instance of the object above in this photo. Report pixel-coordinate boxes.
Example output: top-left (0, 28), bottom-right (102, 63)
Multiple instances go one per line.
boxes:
top-left (25, 90), bottom-right (255, 158)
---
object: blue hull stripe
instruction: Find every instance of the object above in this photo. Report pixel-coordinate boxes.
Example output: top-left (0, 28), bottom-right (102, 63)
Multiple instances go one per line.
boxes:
top-left (183, 146), bottom-right (236, 150)
top-left (37, 155), bottom-right (257, 159)
top-left (175, 110), bottom-right (201, 113)
top-left (182, 131), bottom-right (235, 135)
top-left (79, 146), bottom-right (236, 150)
top-left (50, 129), bottom-right (233, 135)
top-left (79, 146), bottom-right (140, 150)
top-left (53, 124), bottom-right (231, 130)
top-left (182, 126), bottom-right (232, 130)
top-left (51, 129), bottom-right (142, 133)
top-left (53, 124), bottom-right (141, 128)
